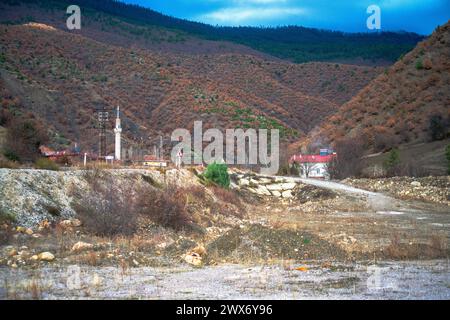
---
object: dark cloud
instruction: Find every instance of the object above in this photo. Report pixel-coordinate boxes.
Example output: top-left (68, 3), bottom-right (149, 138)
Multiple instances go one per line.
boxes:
top-left (124, 0), bottom-right (450, 34)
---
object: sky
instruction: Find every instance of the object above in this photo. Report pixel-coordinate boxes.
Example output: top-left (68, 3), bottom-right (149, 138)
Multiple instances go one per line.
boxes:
top-left (123, 0), bottom-right (450, 35)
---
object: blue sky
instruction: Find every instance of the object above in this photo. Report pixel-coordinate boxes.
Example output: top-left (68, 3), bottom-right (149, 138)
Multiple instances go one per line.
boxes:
top-left (123, 0), bottom-right (449, 34)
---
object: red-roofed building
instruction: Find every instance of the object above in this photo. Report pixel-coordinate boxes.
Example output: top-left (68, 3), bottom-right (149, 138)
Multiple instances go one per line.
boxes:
top-left (289, 152), bottom-right (337, 179)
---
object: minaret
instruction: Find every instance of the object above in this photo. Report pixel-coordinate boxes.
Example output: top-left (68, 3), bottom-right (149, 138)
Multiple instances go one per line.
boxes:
top-left (114, 106), bottom-right (122, 160)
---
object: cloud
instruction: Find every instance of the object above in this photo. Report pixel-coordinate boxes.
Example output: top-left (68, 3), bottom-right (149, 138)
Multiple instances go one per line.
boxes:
top-left (199, 6), bottom-right (307, 25)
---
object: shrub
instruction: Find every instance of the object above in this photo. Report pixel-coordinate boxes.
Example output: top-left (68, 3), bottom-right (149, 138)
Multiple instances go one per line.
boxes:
top-left (3, 150), bottom-right (19, 162)
top-left (373, 131), bottom-right (398, 152)
top-left (73, 180), bottom-right (138, 237)
top-left (0, 159), bottom-right (20, 169)
top-left (138, 187), bottom-right (190, 230)
top-left (429, 114), bottom-right (448, 141)
top-left (211, 186), bottom-right (244, 214)
top-left (327, 137), bottom-right (364, 179)
top-left (415, 58), bottom-right (423, 70)
top-left (4, 117), bottom-right (49, 162)
top-left (0, 208), bottom-right (16, 224)
top-left (34, 158), bottom-right (60, 171)
top-left (203, 162), bottom-right (230, 188)
top-left (383, 148), bottom-right (401, 177)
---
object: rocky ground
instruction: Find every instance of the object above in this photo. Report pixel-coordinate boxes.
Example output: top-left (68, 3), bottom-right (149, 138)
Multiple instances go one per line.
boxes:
top-left (0, 168), bottom-right (449, 299)
top-left (1, 261), bottom-right (449, 299)
top-left (343, 176), bottom-right (450, 206)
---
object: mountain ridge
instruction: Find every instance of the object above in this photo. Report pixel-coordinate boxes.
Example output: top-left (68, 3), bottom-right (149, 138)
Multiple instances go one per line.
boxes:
top-left (1, 0), bottom-right (424, 64)
top-left (299, 21), bottom-right (450, 153)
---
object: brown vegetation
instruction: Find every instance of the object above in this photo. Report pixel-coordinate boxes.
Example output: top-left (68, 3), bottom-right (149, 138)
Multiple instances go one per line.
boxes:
top-left (0, 20), bottom-right (381, 153)
top-left (304, 21), bottom-right (450, 153)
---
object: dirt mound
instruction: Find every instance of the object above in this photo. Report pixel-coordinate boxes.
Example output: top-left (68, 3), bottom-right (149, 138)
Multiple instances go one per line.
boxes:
top-left (206, 224), bottom-right (348, 263)
top-left (293, 184), bottom-right (339, 203)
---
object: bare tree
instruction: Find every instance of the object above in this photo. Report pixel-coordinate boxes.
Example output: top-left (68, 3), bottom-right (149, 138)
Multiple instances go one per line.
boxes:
top-left (326, 137), bottom-right (364, 179)
top-left (299, 162), bottom-right (315, 178)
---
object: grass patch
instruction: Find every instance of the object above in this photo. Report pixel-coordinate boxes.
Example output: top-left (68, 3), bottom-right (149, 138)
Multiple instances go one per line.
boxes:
top-left (34, 158), bottom-right (60, 171)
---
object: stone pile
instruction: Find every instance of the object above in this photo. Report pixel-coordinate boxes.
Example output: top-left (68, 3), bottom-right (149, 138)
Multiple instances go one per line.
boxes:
top-left (231, 174), bottom-right (300, 198)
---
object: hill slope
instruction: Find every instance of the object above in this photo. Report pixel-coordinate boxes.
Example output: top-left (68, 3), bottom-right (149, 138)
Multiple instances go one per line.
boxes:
top-left (0, 21), bottom-right (382, 154)
top-left (302, 21), bottom-right (450, 152)
top-left (0, 0), bottom-right (423, 64)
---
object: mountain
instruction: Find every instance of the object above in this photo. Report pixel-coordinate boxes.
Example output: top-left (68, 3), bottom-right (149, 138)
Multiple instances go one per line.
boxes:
top-left (301, 21), bottom-right (450, 153)
top-left (0, 1), bottom-right (386, 155)
top-left (0, 22), bottom-right (381, 151)
top-left (1, 0), bottom-right (424, 64)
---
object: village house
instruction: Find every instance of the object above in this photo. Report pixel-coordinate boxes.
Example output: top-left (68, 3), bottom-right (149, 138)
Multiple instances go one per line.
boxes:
top-left (141, 155), bottom-right (169, 168)
top-left (290, 149), bottom-right (336, 180)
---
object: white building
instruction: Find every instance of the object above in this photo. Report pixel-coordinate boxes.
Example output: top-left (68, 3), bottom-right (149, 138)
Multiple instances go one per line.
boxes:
top-left (290, 153), bottom-right (336, 179)
top-left (114, 106), bottom-right (122, 160)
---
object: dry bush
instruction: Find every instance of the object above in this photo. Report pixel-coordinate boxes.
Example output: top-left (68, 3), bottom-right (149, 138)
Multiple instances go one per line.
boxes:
top-left (0, 159), bottom-right (20, 169)
top-left (373, 131), bottom-right (399, 153)
top-left (188, 185), bottom-right (208, 201)
top-left (384, 233), bottom-right (448, 260)
top-left (137, 186), bottom-right (191, 231)
top-left (3, 116), bottom-right (49, 162)
top-left (0, 224), bottom-right (14, 245)
top-left (73, 173), bottom-right (138, 237)
top-left (394, 159), bottom-right (427, 177)
top-left (211, 186), bottom-right (244, 212)
top-left (327, 136), bottom-right (364, 179)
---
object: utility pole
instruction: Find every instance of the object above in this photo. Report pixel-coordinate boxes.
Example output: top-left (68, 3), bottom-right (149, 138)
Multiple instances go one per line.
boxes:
top-left (159, 136), bottom-right (164, 160)
top-left (96, 106), bottom-right (109, 159)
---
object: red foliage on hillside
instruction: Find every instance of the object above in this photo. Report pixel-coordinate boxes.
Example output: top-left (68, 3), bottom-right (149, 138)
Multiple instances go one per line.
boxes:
top-left (0, 22), bottom-right (381, 153)
top-left (300, 21), bottom-right (450, 153)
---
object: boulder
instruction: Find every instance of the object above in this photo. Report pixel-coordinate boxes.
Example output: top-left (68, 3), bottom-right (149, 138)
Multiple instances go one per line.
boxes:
top-left (7, 248), bottom-right (18, 257)
top-left (411, 181), bottom-right (421, 187)
top-left (184, 253), bottom-right (202, 267)
top-left (60, 219), bottom-right (82, 228)
top-left (255, 185), bottom-right (271, 196)
top-left (191, 245), bottom-right (207, 257)
top-left (71, 241), bottom-right (94, 252)
top-left (38, 252), bottom-right (55, 262)
top-left (281, 183), bottom-right (297, 190)
top-left (266, 184), bottom-right (283, 191)
top-left (282, 190), bottom-right (293, 198)
top-left (16, 226), bottom-right (27, 233)
top-left (238, 179), bottom-right (250, 186)
top-left (271, 191), bottom-right (282, 197)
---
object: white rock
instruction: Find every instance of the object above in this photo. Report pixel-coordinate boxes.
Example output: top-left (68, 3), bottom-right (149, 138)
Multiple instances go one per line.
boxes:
top-left (38, 252), bottom-right (55, 262)
top-left (184, 253), bottom-right (202, 267)
top-left (71, 241), bottom-right (94, 252)
top-left (271, 191), bottom-right (282, 197)
top-left (281, 183), bottom-right (297, 190)
top-left (266, 184), bottom-right (284, 191)
top-left (411, 181), bottom-right (421, 187)
top-left (238, 179), bottom-right (250, 186)
top-left (282, 190), bottom-right (293, 198)
top-left (255, 185), bottom-right (272, 196)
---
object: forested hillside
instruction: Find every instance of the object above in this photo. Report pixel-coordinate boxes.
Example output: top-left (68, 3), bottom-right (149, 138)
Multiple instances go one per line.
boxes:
top-left (1, 0), bottom-right (423, 64)
top-left (303, 22), bottom-right (450, 153)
